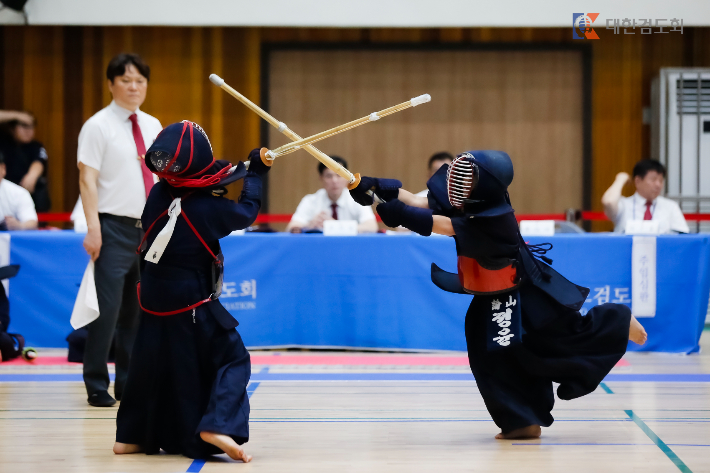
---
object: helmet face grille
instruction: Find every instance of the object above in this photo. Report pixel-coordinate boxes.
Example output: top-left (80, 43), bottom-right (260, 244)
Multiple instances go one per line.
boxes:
top-left (149, 150), bottom-right (179, 172)
top-left (447, 153), bottom-right (477, 209)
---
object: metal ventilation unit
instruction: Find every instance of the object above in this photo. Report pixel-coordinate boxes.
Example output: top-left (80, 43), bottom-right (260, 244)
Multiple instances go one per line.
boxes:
top-left (651, 68), bottom-right (710, 233)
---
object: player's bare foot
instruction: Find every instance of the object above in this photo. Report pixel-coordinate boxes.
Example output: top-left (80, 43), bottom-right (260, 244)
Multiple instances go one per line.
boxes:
top-left (495, 425), bottom-right (541, 439)
top-left (113, 442), bottom-right (143, 454)
top-left (629, 315), bottom-right (647, 345)
top-left (200, 431), bottom-right (252, 463)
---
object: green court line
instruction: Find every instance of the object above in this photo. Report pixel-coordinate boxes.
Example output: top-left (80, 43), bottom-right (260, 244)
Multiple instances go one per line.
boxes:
top-left (624, 410), bottom-right (692, 473)
top-left (599, 382), bottom-right (614, 394)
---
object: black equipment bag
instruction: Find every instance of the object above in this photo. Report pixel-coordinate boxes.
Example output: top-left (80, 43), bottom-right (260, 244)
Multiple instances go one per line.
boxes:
top-left (0, 265), bottom-right (23, 361)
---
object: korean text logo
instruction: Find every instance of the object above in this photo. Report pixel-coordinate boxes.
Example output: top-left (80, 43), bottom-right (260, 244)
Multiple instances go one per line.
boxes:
top-left (573, 13), bottom-right (600, 39)
top-left (221, 279), bottom-right (257, 311)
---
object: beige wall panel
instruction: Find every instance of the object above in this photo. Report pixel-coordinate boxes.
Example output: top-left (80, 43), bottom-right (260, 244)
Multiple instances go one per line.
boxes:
top-left (267, 49), bottom-right (583, 216)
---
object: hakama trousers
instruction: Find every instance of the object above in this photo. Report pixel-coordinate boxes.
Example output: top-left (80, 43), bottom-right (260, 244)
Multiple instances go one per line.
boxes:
top-left (464, 285), bottom-right (631, 433)
top-left (116, 304), bottom-right (251, 458)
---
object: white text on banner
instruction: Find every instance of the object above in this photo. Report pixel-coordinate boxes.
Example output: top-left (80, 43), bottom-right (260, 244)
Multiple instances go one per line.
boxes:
top-left (632, 236), bottom-right (657, 317)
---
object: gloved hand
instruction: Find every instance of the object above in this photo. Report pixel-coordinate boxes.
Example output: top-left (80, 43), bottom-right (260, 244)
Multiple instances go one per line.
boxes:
top-left (349, 176), bottom-right (402, 206)
top-left (246, 147), bottom-right (272, 176)
top-left (376, 199), bottom-right (433, 236)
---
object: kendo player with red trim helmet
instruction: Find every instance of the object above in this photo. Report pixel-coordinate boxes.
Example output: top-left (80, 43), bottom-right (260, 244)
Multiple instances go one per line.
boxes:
top-left (114, 120), bottom-right (271, 462)
top-left (349, 150), bottom-right (647, 439)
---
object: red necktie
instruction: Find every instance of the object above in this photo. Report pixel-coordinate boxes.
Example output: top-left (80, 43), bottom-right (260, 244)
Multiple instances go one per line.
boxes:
top-left (331, 203), bottom-right (338, 220)
top-left (644, 200), bottom-right (653, 220)
top-left (129, 113), bottom-right (154, 199)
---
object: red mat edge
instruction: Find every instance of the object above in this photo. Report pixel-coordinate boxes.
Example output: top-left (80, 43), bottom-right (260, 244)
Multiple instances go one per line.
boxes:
top-left (1, 355), bottom-right (632, 367)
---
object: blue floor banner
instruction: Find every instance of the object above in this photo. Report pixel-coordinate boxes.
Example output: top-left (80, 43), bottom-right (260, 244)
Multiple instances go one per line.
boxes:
top-left (7, 232), bottom-right (710, 353)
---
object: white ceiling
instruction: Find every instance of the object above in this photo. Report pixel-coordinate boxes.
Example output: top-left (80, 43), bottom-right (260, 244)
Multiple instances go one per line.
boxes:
top-left (2, 0), bottom-right (709, 27)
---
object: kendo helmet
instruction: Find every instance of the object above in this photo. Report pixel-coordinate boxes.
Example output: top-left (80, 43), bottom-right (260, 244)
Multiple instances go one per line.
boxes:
top-left (145, 120), bottom-right (246, 188)
top-left (446, 150), bottom-right (514, 216)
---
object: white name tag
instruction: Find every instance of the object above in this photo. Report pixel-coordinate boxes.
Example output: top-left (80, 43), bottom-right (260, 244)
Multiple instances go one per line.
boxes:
top-left (519, 220), bottom-right (555, 236)
top-left (323, 219), bottom-right (358, 236)
top-left (632, 236), bottom-right (656, 317)
top-left (625, 220), bottom-right (660, 235)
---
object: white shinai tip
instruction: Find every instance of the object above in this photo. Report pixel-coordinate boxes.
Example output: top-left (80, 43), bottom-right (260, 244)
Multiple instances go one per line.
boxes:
top-left (209, 74), bottom-right (225, 86)
top-left (410, 94), bottom-right (431, 107)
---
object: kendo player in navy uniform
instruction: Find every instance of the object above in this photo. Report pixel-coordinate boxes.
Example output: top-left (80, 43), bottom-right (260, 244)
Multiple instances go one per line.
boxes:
top-left (350, 151), bottom-right (647, 439)
top-left (113, 121), bottom-right (272, 462)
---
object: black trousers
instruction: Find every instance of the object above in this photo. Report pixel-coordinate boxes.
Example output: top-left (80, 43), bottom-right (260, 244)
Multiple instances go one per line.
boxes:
top-left (83, 215), bottom-right (142, 397)
top-left (464, 285), bottom-right (631, 434)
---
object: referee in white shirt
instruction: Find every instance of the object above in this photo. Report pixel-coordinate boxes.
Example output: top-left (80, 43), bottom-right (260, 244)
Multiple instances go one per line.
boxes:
top-left (77, 54), bottom-right (162, 407)
top-left (286, 156), bottom-right (378, 233)
top-left (602, 159), bottom-right (689, 234)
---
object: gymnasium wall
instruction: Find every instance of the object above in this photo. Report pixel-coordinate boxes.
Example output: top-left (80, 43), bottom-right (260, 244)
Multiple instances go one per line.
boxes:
top-left (267, 48), bottom-right (584, 216)
top-left (1, 26), bottom-right (709, 228)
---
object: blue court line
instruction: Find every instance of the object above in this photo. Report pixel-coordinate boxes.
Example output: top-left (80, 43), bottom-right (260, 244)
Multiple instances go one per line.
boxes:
top-left (667, 444), bottom-right (710, 447)
top-left (606, 374), bottom-right (710, 382)
top-left (6, 372), bottom-right (710, 382)
top-left (184, 379), bottom-right (261, 473)
top-left (599, 382), bottom-right (614, 394)
top-left (0, 374), bottom-right (116, 382)
top-left (250, 373), bottom-right (710, 382)
top-left (514, 443), bottom-right (710, 447)
top-left (250, 373), bottom-right (475, 381)
top-left (16, 418), bottom-right (710, 424)
top-left (247, 382), bottom-right (260, 398)
top-left (625, 410), bottom-right (692, 473)
top-left (248, 418), bottom-right (634, 423)
top-left (514, 443), bottom-right (653, 446)
top-left (186, 459), bottom-right (205, 472)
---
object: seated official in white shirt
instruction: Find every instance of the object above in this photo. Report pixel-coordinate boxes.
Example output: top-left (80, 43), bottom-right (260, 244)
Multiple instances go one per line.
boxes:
top-left (602, 159), bottom-right (689, 234)
top-left (0, 154), bottom-right (38, 230)
top-left (398, 151), bottom-right (454, 234)
top-left (286, 156), bottom-right (378, 233)
top-left (415, 151), bottom-right (454, 197)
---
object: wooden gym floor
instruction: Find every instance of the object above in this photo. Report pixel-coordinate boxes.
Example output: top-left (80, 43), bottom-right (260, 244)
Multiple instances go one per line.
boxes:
top-left (1, 335), bottom-right (710, 473)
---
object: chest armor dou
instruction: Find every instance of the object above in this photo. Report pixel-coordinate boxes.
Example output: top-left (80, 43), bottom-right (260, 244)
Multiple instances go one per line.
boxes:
top-left (137, 192), bottom-right (224, 316)
top-left (444, 154), bottom-right (520, 296)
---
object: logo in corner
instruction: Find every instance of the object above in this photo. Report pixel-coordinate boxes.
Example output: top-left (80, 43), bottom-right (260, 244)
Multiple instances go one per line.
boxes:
top-left (573, 13), bottom-right (600, 39)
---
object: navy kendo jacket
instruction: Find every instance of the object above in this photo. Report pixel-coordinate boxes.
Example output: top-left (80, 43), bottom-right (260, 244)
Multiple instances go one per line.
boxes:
top-left (138, 173), bottom-right (262, 330)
